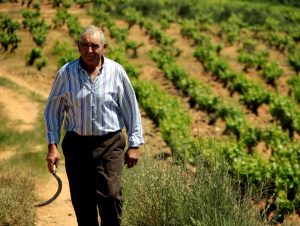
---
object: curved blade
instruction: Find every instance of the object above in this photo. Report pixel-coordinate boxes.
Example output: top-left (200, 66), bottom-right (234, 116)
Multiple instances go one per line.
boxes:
top-left (34, 172), bottom-right (62, 208)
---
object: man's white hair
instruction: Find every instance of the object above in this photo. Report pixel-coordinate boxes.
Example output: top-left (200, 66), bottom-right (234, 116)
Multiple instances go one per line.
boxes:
top-left (79, 25), bottom-right (105, 45)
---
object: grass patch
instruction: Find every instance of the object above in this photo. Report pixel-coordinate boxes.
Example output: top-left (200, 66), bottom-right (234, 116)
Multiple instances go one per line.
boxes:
top-left (0, 110), bottom-right (45, 157)
top-left (122, 146), bottom-right (262, 226)
top-left (0, 167), bottom-right (36, 226)
top-left (0, 109), bottom-right (50, 179)
top-left (0, 76), bottom-right (46, 104)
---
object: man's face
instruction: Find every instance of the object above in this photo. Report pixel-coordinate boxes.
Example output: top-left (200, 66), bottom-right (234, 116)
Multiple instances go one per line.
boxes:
top-left (78, 33), bottom-right (105, 67)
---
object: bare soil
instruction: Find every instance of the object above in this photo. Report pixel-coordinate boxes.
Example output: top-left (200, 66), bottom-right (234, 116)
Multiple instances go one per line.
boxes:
top-left (34, 163), bottom-right (77, 226)
top-left (0, 85), bottom-right (38, 131)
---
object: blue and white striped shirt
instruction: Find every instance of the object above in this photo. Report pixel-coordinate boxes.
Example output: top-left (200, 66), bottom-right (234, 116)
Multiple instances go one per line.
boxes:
top-left (44, 57), bottom-right (144, 147)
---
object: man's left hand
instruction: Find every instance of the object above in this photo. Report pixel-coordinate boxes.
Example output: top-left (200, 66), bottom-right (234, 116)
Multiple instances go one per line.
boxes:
top-left (124, 148), bottom-right (139, 168)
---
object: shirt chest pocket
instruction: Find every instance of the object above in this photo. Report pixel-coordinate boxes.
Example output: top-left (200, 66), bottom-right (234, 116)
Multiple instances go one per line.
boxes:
top-left (102, 91), bottom-right (119, 108)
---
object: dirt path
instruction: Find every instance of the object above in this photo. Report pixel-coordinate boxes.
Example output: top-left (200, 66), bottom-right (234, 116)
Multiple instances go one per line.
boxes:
top-left (34, 162), bottom-right (77, 226)
top-left (0, 85), bottom-right (39, 131)
top-left (0, 147), bottom-right (17, 161)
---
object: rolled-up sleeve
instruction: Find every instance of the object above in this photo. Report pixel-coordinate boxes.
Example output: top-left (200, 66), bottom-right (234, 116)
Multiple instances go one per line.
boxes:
top-left (118, 66), bottom-right (144, 147)
top-left (44, 72), bottom-right (66, 144)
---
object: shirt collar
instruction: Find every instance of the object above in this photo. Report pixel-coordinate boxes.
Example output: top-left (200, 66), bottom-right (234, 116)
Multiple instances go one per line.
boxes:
top-left (78, 55), bottom-right (106, 72)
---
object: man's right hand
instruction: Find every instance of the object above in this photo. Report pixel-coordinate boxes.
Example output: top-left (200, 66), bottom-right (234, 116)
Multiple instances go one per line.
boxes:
top-left (46, 144), bottom-right (60, 173)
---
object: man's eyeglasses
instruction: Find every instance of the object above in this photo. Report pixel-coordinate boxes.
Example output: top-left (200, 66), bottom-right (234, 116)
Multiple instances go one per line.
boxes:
top-left (79, 42), bottom-right (102, 50)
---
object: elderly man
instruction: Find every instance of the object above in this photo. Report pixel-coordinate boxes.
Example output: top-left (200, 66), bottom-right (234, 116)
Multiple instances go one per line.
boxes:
top-left (44, 25), bottom-right (144, 226)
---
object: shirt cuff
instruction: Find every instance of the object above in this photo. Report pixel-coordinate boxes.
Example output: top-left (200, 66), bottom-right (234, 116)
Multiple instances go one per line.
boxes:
top-left (46, 132), bottom-right (60, 144)
top-left (128, 134), bottom-right (144, 148)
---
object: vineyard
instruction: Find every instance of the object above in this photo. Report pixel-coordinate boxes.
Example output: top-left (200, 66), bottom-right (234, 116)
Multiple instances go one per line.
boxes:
top-left (1, 0), bottom-right (300, 225)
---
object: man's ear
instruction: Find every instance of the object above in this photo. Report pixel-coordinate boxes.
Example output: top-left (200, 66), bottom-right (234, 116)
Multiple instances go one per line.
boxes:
top-left (103, 43), bottom-right (107, 49)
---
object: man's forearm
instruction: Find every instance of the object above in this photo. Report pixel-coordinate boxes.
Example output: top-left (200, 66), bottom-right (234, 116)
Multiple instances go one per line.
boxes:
top-left (48, 143), bottom-right (57, 150)
top-left (46, 143), bottom-right (60, 173)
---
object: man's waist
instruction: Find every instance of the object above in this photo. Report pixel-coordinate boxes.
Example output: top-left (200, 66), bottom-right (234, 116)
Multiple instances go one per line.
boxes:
top-left (67, 129), bottom-right (122, 137)
top-left (65, 130), bottom-right (122, 140)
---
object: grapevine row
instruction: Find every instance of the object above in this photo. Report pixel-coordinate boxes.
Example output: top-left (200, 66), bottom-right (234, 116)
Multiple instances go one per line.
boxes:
top-left (140, 17), bottom-right (300, 211)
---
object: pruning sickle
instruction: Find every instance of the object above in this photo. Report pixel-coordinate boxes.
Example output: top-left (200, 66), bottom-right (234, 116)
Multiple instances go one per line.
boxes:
top-left (34, 165), bottom-right (62, 208)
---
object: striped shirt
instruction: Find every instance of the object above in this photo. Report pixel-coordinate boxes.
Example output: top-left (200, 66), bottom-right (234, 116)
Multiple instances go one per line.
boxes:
top-left (44, 57), bottom-right (144, 147)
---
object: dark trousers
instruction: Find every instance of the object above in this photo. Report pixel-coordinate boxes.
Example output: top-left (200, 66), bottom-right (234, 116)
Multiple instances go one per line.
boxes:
top-left (62, 130), bottom-right (126, 226)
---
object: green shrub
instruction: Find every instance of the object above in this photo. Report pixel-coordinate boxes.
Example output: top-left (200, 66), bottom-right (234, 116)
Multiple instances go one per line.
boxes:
top-left (288, 48), bottom-right (300, 75)
top-left (32, 24), bottom-right (49, 47)
top-left (26, 47), bottom-right (42, 66)
top-left (261, 61), bottom-right (283, 86)
top-left (287, 76), bottom-right (300, 102)
top-left (66, 15), bottom-right (83, 42)
top-left (0, 14), bottom-right (21, 52)
top-left (122, 153), bottom-right (261, 226)
top-left (36, 57), bottom-right (48, 70)
top-left (0, 168), bottom-right (36, 226)
top-left (51, 41), bottom-right (79, 69)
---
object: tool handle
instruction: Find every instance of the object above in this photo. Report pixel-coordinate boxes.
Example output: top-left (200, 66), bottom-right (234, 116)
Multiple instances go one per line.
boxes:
top-left (52, 164), bottom-right (57, 174)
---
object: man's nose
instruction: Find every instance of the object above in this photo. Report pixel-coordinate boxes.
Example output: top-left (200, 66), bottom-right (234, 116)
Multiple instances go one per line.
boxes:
top-left (87, 46), bottom-right (93, 52)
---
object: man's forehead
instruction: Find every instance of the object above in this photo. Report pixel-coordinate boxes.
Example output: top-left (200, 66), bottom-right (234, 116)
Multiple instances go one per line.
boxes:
top-left (81, 33), bottom-right (101, 43)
